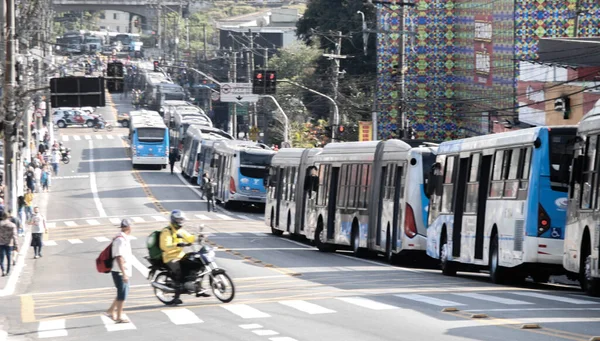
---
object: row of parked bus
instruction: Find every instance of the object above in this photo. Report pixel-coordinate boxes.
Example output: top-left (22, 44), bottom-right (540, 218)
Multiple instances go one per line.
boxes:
top-left (263, 116), bottom-right (600, 297)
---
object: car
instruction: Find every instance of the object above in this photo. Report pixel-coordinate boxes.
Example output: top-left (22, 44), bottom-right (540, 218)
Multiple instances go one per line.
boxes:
top-left (53, 109), bottom-right (98, 128)
top-left (117, 112), bottom-right (130, 127)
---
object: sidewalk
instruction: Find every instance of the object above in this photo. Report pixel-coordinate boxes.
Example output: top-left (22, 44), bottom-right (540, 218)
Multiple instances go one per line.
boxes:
top-left (0, 191), bottom-right (49, 297)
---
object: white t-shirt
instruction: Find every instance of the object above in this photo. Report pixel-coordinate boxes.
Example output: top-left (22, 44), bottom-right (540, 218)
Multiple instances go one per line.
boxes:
top-left (111, 232), bottom-right (133, 277)
top-left (34, 168), bottom-right (42, 180)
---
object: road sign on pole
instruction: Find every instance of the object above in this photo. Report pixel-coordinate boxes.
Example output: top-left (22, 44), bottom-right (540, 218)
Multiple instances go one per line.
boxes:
top-left (220, 83), bottom-right (259, 103)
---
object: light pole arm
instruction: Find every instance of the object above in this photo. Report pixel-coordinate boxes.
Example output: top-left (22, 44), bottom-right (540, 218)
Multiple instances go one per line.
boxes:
top-left (260, 95), bottom-right (288, 143)
top-left (166, 65), bottom-right (223, 86)
top-left (278, 79), bottom-right (339, 142)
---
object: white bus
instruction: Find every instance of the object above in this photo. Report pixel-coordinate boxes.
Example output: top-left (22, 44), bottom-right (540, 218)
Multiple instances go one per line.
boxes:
top-left (180, 125), bottom-right (233, 183)
top-left (265, 148), bottom-right (322, 237)
top-left (564, 112), bottom-right (600, 296)
top-left (129, 110), bottom-right (169, 169)
top-left (297, 140), bottom-right (435, 261)
top-left (426, 126), bottom-right (577, 283)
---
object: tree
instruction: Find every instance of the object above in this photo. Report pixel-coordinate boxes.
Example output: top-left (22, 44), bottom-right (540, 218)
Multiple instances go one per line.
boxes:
top-left (267, 42), bottom-right (321, 82)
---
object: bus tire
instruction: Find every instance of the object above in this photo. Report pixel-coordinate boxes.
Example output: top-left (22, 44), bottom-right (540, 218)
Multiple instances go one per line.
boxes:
top-left (580, 232), bottom-right (600, 296)
top-left (385, 227), bottom-right (393, 264)
top-left (440, 230), bottom-right (457, 276)
top-left (351, 221), bottom-right (361, 257)
top-left (489, 233), bottom-right (505, 284)
top-left (315, 222), bottom-right (332, 252)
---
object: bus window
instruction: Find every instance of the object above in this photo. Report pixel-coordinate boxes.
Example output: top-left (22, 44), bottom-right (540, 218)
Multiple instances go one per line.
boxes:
top-left (465, 153), bottom-right (481, 213)
top-left (385, 164), bottom-right (396, 200)
top-left (317, 165), bottom-right (329, 206)
top-left (490, 151), bottom-right (504, 198)
top-left (441, 156), bottom-right (456, 212)
top-left (581, 135), bottom-right (598, 209)
top-left (549, 131), bottom-right (576, 192)
top-left (289, 167), bottom-right (297, 201)
top-left (359, 164), bottom-right (371, 209)
top-left (518, 147), bottom-right (532, 189)
top-left (503, 148), bottom-right (520, 198)
top-left (137, 128), bottom-right (165, 142)
top-left (338, 165), bottom-right (348, 208)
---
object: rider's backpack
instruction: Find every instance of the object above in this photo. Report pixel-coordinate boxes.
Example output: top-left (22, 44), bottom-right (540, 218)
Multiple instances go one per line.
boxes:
top-left (147, 229), bottom-right (165, 261)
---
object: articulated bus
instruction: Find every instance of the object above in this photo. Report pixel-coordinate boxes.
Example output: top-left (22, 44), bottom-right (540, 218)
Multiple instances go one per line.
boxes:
top-left (564, 111), bottom-right (600, 296)
top-left (129, 110), bottom-right (169, 169)
top-left (426, 126), bottom-right (577, 283)
top-left (180, 125), bottom-right (233, 183)
top-left (199, 140), bottom-right (275, 207)
top-left (266, 148), bottom-right (323, 237)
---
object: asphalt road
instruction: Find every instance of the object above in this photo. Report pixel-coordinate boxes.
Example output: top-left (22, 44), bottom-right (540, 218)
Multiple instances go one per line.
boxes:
top-left (1, 93), bottom-right (599, 341)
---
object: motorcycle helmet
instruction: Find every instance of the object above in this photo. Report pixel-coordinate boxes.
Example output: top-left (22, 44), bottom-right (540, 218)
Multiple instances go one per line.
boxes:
top-left (170, 210), bottom-right (186, 229)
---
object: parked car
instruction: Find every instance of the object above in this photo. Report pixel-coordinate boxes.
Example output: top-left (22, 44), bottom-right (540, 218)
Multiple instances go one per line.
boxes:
top-left (53, 109), bottom-right (98, 128)
top-left (117, 112), bottom-right (130, 127)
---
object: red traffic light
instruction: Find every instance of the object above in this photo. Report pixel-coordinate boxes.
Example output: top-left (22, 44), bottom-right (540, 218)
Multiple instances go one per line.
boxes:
top-left (268, 73), bottom-right (275, 80)
top-left (256, 73), bottom-right (263, 80)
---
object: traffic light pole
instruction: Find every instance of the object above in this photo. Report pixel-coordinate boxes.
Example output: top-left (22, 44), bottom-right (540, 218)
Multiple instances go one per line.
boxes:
top-left (229, 52), bottom-right (237, 138)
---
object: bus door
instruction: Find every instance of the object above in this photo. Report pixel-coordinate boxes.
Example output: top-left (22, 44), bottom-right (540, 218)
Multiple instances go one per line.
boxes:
top-left (452, 157), bottom-right (470, 258)
top-left (391, 165), bottom-right (403, 251)
top-left (376, 165), bottom-right (388, 247)
top-left (326, 167), bottom-right (340, 240)
top-left (275, 167), bottom-right (284, 227)
top-left (474, 154), bottom-right (492, 260)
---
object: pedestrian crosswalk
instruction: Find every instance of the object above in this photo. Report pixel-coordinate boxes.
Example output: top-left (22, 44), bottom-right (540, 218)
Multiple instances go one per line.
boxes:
top-left (24, 292), bottom-right (600, 339)
top-left (59, 134), bottom-right (126, 142)
top-left (42, 232), bottom-right (270, 246)
top-left (47, 211), bottom-right (263, 228)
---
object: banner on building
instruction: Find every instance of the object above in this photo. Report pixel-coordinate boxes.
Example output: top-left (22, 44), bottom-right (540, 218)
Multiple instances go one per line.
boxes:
top-left (358, 121), bottom-right (373, 141)
top-left (474, 15), bottom-right (493, 87)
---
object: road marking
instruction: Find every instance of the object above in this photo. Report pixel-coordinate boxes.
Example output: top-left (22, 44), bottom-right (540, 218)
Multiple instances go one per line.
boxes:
top-left (61, 135), bottom-right (68, 142)
top-left (453, 293), bottom-right (533, 305)
top-left (101, 314), bottom-right (136, 331)
top-left (253, 330), bottom-right (279, 336)
top-left (517, 317), bottom-right (600, 324)
top-left (467, 308), bottom-right (600, 312)
top-left (511, 292), bottom-right (598, 305)
top-left (109, 218), bottom-right (122, 224)
top-left (237, 215), bottom-right (251, 220)
top-left (64, 221), bottom-right (78, 227)
top-left (239, 324), bottom-right (263, 329)
top-left (68, 239), bottom-right (83, 244)
top-left (252, 233), bottom-right (268, 237)
top-left (279, 300), bottom-right (336, 314)
top-left (337, 297), bottom-right (397, 310)
top-left (46, 222), bottom-right (56, 228)
top-left (95, 135), bottom-right (103, 140)
top-left (395, 294), bottom-right (465, 307)
top-left (152, 215), bottom-right (168, 221)
top-left (162, 308), bottom-right (203, 324)
top-left (269, 338), bottom-right (298, 341)
top-left (20, 295), bottom-right (35, 323)
top-left (131, 217), bottom-right (145, 223)
top-left (86, 219), bottom-right (101, 226)
top-left (73, 135), bottom-right (81, 141)
top-left (129, 236), bottom-right (138, 240)
top-left (89, 140), bottom-right (108, 217)
top-left (227, 232), bottom-right (242, 236)
top-left (214, 213), bottom-right (234, 220)
top-left (95, 237), bottom-right (110, 242)
top-left (131, 254), bottom-right (149, 278)
top-left (85, 135), bottom-right (91, 140)
top-left (107, 135), bottom-right (114, 139)
top-left (43, 240), bottom-right (57, 246)
top-left (52, 175), bottom-right (90, 180)
top-left (195, 214), bottom-right (210, 220)
top-left (38, 319), bottom-right (68, 338)
top-left (222, 304), bottom-right (271, 318)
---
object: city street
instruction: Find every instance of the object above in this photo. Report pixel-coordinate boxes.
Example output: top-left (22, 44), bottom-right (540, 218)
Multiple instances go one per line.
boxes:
top-left (1, 95), bottom-right (600, 341)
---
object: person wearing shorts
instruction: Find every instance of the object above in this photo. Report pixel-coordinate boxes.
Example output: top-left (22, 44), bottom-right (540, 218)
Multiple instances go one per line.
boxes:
top-left (105, 219), bottom-right (133, 324)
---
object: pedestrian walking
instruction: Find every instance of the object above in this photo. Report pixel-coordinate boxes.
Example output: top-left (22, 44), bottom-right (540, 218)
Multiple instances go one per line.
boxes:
top-left (34, 165), bottom-right (42, 193)
top-left (25, 167), bottom-right (35, 193)
top-left (0, 210), bottom-right (18, 276)
top-left (24, 189), bottom-right (34, 221)
top-left (17, 196), bottom-right (26, 236)
top-left (200, 173), bottom-right (209, 199)
top-left (8, 209), bottom-right (22, 266)
top-left (105, 219), bottom-right (133, 324)
top-left (203, 177), bottom-right (215, 212)
top-left (41, 166), bottom-right (51, 192)
top-left (51, 149), bottom-right (60, 175)
top-left (30, 206), bottom-right (48, 259)
top-left (168, 148), bottom-right (178, 175)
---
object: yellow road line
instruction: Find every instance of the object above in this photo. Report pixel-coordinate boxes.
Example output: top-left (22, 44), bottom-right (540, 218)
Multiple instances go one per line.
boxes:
top-left (20, 295), bottom-right (35, 323)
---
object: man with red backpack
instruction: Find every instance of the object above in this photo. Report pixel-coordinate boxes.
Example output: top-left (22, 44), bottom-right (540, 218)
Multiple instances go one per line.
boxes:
top-left (105, 219), bottom-right (134, 324)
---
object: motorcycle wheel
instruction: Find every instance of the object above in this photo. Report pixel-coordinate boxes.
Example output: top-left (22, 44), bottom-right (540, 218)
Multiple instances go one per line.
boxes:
top-left (106, 124), bottom-right (113, 132)
top-left (93, 126), bottom-right (99, 132)
top-left (209, 272), bottom-right (235, 303)
top-left (62, 157), bottom-right (70, 165)
top-left (154, 272), bottom-right (181, 305)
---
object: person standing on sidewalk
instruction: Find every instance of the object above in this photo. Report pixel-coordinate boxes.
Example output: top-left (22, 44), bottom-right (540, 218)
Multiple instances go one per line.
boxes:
top-left (51, 149), bottom-right (60, 175)
top-left (8, 209), bottom-right (22, 266)
top-left (41, 166), bottom-right (51, 192)
top-left (34, 165), bottom-right (42, 193)
top-left (30, 207), bottom-right (48, 259)
top-left (0, 211), bottom-right (18, 277)
top-left (168, 148), bottom-right (178, 175)
top-left (106, 219), bottom-right (133, 324)
top-left (24, 189), bottom-right (34, 222)
top-left (203, 177), bottom-right (215, 212)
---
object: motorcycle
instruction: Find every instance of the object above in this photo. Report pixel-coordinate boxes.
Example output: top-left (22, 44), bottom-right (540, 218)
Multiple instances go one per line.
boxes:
top-left (61, 148), bottom-right (71, 164)
top-left (147, 232), bottom-right (235, 305)
top-left (92, 121), bottom-right (113, 132)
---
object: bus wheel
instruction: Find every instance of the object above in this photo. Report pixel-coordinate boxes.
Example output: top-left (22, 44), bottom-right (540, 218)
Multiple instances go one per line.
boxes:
top-left (440, 233), bottom-right (457, 276)
top-left (384, 228), bottom-right (393, 264)
top-left (581, 246), bottom-right (600, 296)
top-left (489, 234), bottom-right (505, 284)
top-left (315, 224), bottom-right (331, 252)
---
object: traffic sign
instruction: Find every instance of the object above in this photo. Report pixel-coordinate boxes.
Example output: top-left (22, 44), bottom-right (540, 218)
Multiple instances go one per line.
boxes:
top-left (220, 83), bottom-right (259, 103)
top-left (211, 92), bottom-right (220, 101)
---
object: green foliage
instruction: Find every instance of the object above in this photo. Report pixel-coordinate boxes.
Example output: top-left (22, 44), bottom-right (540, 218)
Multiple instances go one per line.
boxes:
top-left (290, 119), bottom-right (330, 148)
top-left (268, 43), bottom-right (322, 82)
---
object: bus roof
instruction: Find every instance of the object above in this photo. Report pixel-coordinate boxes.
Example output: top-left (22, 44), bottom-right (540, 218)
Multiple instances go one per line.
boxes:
top-left (579, 100), bottom-right (600, 134)
top-left (214, 140), bottom-right (274, 153)
top-left (186, 124), bottom-right (233, 140)
top-left (271, 148), bottom-right (322, 166)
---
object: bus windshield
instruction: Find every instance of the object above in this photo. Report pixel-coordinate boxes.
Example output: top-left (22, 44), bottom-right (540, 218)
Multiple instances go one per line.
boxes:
top-left (137, 128), bottom-right (165, 142)
top-left (549, 130), bottom-right (576, 192)
top-left (240, 151), bottom-right (273, 167)
top-left (421, 151), bottom-right (437, 184)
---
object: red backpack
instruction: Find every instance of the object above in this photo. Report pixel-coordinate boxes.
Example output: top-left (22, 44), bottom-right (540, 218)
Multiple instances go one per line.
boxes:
top-left (96, 236), bottom-right (122, 273)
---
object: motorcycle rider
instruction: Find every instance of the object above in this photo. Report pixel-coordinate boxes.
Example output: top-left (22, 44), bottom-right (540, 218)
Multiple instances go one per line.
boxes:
top-left (92, 115), bottom-right (104, 129)
top-left (159, 210), bottom-right (209, 301)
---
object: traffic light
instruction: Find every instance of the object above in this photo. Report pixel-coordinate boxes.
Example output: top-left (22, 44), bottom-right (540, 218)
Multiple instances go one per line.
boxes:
top-left (339, 125), bottom-right (345, 133)
top-left (252, 70), bottom-right (265, 94)
top-left (265, 70), bottom-right (277, 95)
top-left (555, 96), bottom-right (571, 120)
top-left (153, 60), bottom-right (160, 72)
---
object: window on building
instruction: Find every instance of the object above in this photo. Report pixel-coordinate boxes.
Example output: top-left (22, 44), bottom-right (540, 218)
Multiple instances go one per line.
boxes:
top-left (114, 13), bottom-right (119, 20)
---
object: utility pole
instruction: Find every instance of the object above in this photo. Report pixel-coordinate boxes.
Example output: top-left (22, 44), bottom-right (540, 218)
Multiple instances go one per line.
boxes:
top-left (175, 5), bottom-right (181, 63)
top-left (322, 31), bottom-right (346, 143)
top-left (247, 29), bottom-right (256, 129)
top-left (3, 0), bottom-right (18, 214)
top-left (229, 51), bottom-right (237, 138)
top-left (203, 24), bottom-right (208, 60)
top-left (263, 47), bottom-right (269, 68)
top-left (157, 6), bottom-right (162, 49)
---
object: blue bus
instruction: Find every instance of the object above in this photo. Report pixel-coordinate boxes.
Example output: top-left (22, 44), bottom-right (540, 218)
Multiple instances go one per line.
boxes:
top-left (129, 110), bottom-right (169, 169)
top-left (198, 140), bottom-right (275, 208)
top-left (426, 126), bottom-right (577, 283)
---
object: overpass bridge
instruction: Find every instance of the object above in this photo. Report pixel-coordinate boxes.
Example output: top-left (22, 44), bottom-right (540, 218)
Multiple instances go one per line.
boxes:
top-left (52, 0), bottom-right (185, 18)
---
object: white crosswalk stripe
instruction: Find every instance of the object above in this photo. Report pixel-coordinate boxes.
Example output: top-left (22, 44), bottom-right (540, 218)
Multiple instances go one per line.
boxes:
top-left (86, 219), bottom-right (101, 226)
top-left (453, 293), bottom-right (533, 305)
top-left (214, 213), bottom-right (234, 220)
top-left (337, 297), bottom-right (397, 310)
top-left (107, 135), bottom-right (114, 139)
top-left (511, 292), bottom-right (598, 305)
top-left (46, 222), bottom-right (56, 228)
top-left (109, 218), bottom-right (122, 225)
top-left (73, 135), bottom-right (81, 141)
top-left (64, 221), bottom-right (78, 227)
top-left (395, 294), bottom-right (465, 307)
top-left (279, 300), bottom-right (336, 314)
top-left (269, 338), bottom-right (298, 341)
top-left (61, 135), bottom-right (69, 142)
top-left (68, 239), bottom-right (83, 244)
top-left (38, 319), bottom-right (67, 338)
top-left (162, 309), bottom-right (203, 325)
top-left (94, 237), bottom-right (110, 242)
top-left (253, 330), bottom-right (279, 336)
top-left (101, 314), bottom-right (136, 331)
top-left (131, 217), bottom-right (145, 223)
top-left (84, 135), bottom-right (91, 140)
top-left (239, 324), bottom-right (263, 330)
top-left (95, 135), bottom-right (103, 140)
top-left (222, 304), bottom-right (270, 318)
top-left (152, 215), bottom-right (168, 221)
top-left (195, 214), bottom-right (210, 220)
top-left (43, 240), bottom-right (57, 246)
